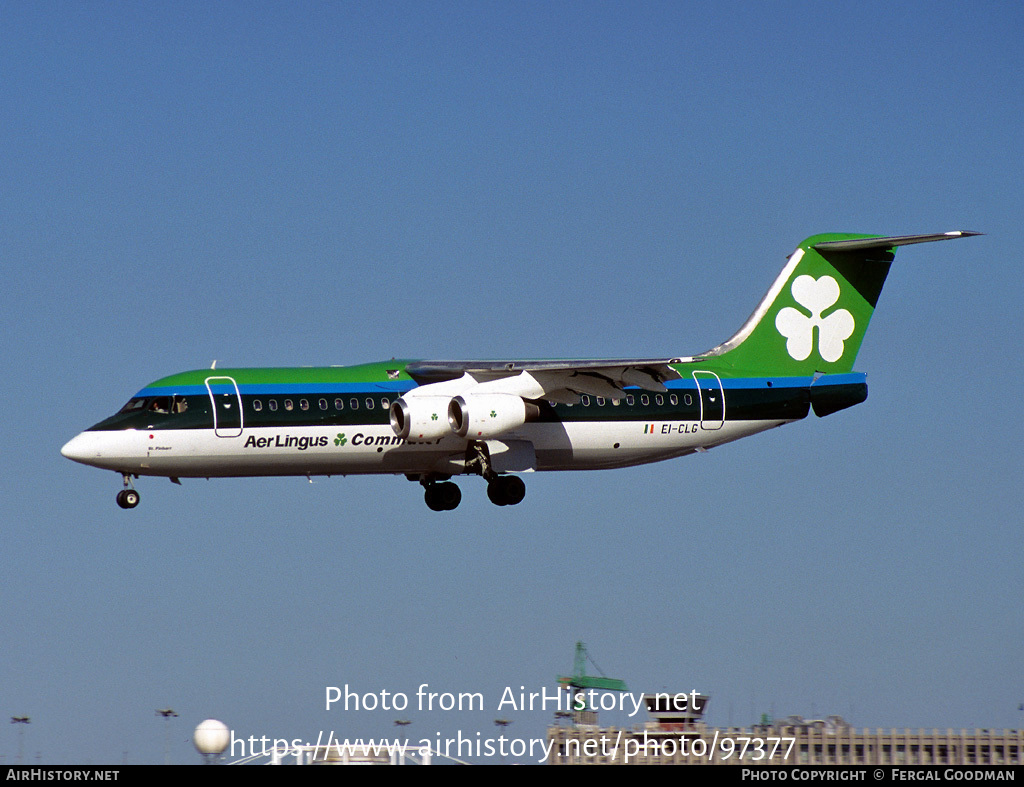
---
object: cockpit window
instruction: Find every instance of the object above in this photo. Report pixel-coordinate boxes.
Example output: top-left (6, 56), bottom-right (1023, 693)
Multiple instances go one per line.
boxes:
top-left (119, 396), bottom-right (188, 415)
top-left (118, 398), bottom-right (147, 413)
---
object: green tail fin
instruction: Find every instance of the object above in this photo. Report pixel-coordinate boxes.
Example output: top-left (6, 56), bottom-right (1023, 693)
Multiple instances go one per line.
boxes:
top-left (701, 232), bottom-right (980, 375)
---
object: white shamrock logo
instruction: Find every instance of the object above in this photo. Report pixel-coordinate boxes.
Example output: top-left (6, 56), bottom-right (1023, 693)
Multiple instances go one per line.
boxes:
top-left (775, 275), bottom-right (855, 362)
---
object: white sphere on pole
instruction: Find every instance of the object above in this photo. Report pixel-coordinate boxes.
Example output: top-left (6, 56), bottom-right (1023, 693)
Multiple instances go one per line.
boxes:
top-left (193, 719), bottom-right (230, 756)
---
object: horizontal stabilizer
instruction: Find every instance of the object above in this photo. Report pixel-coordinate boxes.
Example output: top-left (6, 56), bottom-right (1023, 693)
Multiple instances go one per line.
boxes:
top-left (814, 231), bottom-right (981, 252)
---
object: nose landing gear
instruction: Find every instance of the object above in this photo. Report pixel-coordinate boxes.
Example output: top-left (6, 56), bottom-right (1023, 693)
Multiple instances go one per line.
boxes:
top-left (116, 475), bottom-right (140, 509)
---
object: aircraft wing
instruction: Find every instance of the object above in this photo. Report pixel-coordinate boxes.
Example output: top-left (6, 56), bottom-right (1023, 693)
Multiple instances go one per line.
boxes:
top-left (405, 358), bottom-right (683, 402)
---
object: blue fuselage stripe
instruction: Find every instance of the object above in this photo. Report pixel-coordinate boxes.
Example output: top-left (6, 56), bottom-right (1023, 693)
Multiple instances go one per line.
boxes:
top-left (139, 373), bottom-right (864, 399)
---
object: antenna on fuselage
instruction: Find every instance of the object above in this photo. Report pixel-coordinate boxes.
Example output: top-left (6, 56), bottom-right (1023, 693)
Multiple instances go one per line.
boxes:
top-left (210, 360), bottom-right (217, 369)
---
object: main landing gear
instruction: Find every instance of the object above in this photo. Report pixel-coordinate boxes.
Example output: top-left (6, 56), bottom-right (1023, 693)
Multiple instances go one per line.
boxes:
top-left (418, 475), bottom-right (526, 511)
top-left (423, 479), bottom-right (462, 511)
top-left (469, 441), bottom-right (526, 508)
top-left (116, 474), bottom-right (140, 509)
top-left (486, 475), bottom-right (526, 506)
top-left (414, 442), bottom-right (528, 511)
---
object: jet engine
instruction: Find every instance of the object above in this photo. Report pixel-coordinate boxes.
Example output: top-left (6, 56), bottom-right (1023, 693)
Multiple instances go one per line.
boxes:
top-left (448, 393), bottom-right (539, 439)
top-left (389, 396), bottom-right (454, 441)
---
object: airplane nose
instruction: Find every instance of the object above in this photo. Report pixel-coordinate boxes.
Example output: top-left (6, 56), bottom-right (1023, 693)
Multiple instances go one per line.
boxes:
top-left (61, 429), bottom-right (143, 471)
top-left (61, 432), bottom-right (94, 463)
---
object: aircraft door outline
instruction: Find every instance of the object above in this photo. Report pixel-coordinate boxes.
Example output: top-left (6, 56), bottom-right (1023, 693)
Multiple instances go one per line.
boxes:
top-left (691, 371), bottom-right (725, 430)
top-left (205, 376), bottom-right (244, 438)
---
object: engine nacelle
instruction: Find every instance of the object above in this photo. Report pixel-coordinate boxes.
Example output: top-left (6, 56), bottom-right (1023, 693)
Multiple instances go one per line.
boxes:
top-left (389, 396), bottom-right (454, 440)
top-left (448, 393), bottom-right (538, 439)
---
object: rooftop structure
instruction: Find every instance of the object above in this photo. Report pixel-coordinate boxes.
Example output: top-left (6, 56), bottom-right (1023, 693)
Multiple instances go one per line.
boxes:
top-left (547, 696), bottom-right (1023, 766)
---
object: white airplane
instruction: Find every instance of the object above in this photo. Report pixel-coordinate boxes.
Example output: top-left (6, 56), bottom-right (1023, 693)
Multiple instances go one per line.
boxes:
top-left (62, 231), bottom-right (979, 511)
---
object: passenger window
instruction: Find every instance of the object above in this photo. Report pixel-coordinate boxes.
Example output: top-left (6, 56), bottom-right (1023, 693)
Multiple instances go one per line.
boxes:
top-left (350, 398), bottom-right (359, 410)
top-left (684, 393), bottom-right (693, 406)
top-left (670, 394), bottom-right (678, 406)
top-left (626, 395), bottom-right (635, 405)
top-left (381, 398), bottom-right (390, 409)
top-left (581, 396), bottom-right (590, 406)
top-left (335, 398), bottom-right (344, 410)
top-left (596, 397), bottom-right (605, 406)
top-left (253, 400), bottom-right (263, 412)
top-left (300, 399), bottom-right (309, 411)
top-left (656, 395), bottom-right (664, 405)
top-left (319, 399), bottom-right (328, 411)
top-left (365, 398), bottom-right (374, 409)
top-left (284, 399), bottom-right (294, 411)
top-left (269, 400), bottom-right (278, 411)
top-left (611, 398), bottom-right (620, 406)
top-left (641, 395), bottom-right (650, 406)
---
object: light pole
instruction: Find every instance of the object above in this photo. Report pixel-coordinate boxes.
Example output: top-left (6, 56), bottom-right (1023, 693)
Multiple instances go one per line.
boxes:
top-left (494, 718), bottom-right (512, 764)
top-left (10, 718), bottom-right (30, 765)
top-left (156, 709), bottom-right (178, 765)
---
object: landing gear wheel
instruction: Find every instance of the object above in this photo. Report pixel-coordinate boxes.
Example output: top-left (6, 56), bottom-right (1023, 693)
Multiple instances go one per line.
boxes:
top-left (116, 489), bottom-right (140, 509)
top-left (486, 475), bottom-right (526, 507)
top-left (486, 481), bottom-right (506, 506)
top-left (424, 481), bottom-right (461, 511)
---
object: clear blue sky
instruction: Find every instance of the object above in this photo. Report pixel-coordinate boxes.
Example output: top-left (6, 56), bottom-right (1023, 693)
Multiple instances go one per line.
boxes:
top-left (3, 0), bottom-right (1021, 764)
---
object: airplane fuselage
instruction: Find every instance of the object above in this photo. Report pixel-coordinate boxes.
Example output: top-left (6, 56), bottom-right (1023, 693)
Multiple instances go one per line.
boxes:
top-left (62, 362), bottom-right (864, 478)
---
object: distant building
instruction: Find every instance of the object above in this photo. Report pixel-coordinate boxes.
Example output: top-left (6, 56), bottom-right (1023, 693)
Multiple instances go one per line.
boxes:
top-left (547, 694), bottom-right (1024, 765)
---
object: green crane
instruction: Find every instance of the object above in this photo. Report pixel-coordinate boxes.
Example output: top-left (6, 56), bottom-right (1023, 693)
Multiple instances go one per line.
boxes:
top-left (556, 641), bottom-right (627, 722)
